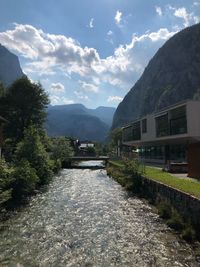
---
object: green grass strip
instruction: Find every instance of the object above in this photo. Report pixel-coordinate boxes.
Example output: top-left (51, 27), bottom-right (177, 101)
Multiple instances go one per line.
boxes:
top-left (108, 160), bottom-right (200, 199)
top-left (144, 167), bottom-right (200, 199)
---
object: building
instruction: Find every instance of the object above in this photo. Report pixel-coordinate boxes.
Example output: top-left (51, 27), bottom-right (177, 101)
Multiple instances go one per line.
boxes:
top-left (0, 116), bottom-right (7, 158)
top-left (122, 100), bottom-right (200, 176)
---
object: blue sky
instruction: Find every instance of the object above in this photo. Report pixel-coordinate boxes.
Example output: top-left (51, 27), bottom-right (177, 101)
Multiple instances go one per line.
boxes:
top-left (0, 0), bottom-right (199, 108)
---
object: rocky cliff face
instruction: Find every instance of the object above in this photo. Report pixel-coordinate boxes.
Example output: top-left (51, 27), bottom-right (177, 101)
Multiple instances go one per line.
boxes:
top-left (112, 23), bottom-right (200, 129)
top-left (0, 44), bottom-right (24, 86)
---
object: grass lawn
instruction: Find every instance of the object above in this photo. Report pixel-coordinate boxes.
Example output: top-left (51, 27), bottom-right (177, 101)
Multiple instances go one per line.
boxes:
top-left (109, 160), bottom-right (200, 199)
top-left (144, 167), bottom-right (200, 199)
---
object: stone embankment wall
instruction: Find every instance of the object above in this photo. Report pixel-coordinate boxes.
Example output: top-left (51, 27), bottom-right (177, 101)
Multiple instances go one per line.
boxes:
top-left (141, 176), bottom-right (200, 238)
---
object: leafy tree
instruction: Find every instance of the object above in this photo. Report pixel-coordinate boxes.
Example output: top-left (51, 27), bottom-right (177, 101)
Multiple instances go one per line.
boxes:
top-left (0, 159), bottom-right (13, 208)
top-left (108, 128), bottom-right (122, 155)
top-left (51, 137), bottom-right (74, 162)
top-left (1, 76), bottom-right (49, 142)
top-left (11, 160), bottom-right (39, 201)
top-left (15, 126), bottom-right (52, 185)
top-left (109, 128), bottom-right (122, 146)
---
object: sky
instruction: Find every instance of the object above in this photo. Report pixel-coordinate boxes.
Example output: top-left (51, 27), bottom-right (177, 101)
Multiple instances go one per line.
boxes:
top-left (0, 0), bottom-right (199, 108)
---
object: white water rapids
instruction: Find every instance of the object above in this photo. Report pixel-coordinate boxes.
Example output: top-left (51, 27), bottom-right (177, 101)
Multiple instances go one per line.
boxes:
top-left (0, 161), bottom-right (199, 266)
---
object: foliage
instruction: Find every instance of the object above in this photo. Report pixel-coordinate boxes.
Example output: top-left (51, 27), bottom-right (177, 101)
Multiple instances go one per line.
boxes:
top-left (15, 125), bottom-right (53, 185)
top-left (166, 210), bottom-right (184, 231)
top-left (0, 76), bottom-right (49, 142)
top-left (95, 142), bottom-right (109, 156)
top-left (157, 202), bottom-right (172, 219)
top-left (107, 159), bottom-right (142, 192)
top-left (181, 226), bottom-right (196, 243)
top-left (109, 128), bottom-right (122, 146)
top-left (50, 137), bottom-right (74, 162)
top-left (11, 160), bottom-right (39, 201)
top-left (0, 159), bottom-right (13, 207)
top-left (144, 167), bottom-right (200, 199)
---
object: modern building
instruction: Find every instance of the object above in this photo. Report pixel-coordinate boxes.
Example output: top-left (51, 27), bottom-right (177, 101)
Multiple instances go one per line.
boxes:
top-left (0, 115), bottom-right (7, 158)
top-left (122, 100), bottom-right (200, 177)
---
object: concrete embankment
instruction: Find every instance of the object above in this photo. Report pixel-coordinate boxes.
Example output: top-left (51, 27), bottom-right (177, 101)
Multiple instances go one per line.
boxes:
top-left (141, 176), bottom-right (200, 239)
top-left (107, 161), bottom-right (200, 240)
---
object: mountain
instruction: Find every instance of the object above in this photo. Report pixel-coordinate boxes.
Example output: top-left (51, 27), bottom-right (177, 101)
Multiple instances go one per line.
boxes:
top-left (112, 23), bottom-right (200, 129)
top-left (0, 44), bottom-right (24, 86)
top-left (46, 104), bottom-right (116, 141)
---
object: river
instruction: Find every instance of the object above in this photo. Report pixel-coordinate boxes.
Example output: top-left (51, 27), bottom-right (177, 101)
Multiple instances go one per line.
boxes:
top-left (0, 161), bottom-right (200, 267)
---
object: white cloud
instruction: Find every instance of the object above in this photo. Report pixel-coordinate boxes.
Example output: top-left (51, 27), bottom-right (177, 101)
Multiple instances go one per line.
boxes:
top-left (50, 95), bottom-right (74, 105)
top-left (107, 30), bottom-right (113, 36)
top-left (172, 6), bottom-right (200, 27)
top-left (155, 6), bottom-right (163, 16)
top-left (115, 10), bottom-right (122, 25)
top-left (174, 7), bottom-right (190, 27)
top-left (107, 96), bottom-right (123, 103)
top-left (50, 82), bottom-right (65, 93)
top-left (89, 18), bottom-right (94, 28)
top-left (0, 23), bottom-right (178, 92)
top-left (78, 80), bottom-right (99, 93)
top-left (193, 1), bottom-right (200, 6)
top-left (74, 90), bottom-right (89, 100)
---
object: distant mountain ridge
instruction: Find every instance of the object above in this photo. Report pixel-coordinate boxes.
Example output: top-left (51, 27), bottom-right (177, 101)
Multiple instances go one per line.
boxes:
top-left (112, 23), bottom-right (200, 129)
top-left (0, 44), bottom-right (24, 86)
top-left (46, 104), bottom-right (116, 141)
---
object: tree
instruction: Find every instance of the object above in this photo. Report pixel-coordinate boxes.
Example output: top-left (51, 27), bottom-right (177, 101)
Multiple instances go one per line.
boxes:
top-left (11, 160), bottom-right (39, 201)
top-left (1, 76), bottom-right (49, 142)
top-left (51, 137), bottom-right (74, 162)
top-left (0, 159), bottom-right (13, 208)
top-left (15, 126), bottom-right (52, 185)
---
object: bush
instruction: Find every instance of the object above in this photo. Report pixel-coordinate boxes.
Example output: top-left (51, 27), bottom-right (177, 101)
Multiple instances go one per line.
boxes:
top-left (167, 210), bottom-right (184, 231)
top-left (15, 126), bottom-right (53, 185)
top-left (181, 226), bottom-right (196, 243)
top-left (0, 159), bottom-right (13, 208)
top-left (157, 202), bottom-right (172, 219)
top-left (11, 160), bottom-right (39, 201)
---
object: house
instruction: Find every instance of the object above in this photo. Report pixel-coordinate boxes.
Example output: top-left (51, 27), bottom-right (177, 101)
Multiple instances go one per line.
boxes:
top-left (122, 100), bottom-right (200, 177)
top-left (0, 115), bottom-right (7, 158)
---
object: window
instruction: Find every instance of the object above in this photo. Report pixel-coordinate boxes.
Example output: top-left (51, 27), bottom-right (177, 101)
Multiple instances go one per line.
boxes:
top-left (132, 121), bottom-right (141, 140)
top-left (142, 119), bottom-right (147, 133)
top-left (122, 125), bottom-right (133, 142)
top-left (169, 105), bottom-right (187, 135)
top-left (156, 113), bottom-right (169, 137)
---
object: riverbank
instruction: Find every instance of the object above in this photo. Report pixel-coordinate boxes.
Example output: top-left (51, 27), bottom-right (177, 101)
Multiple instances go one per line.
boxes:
top-left (1, 164), bottom-right (200, 266)
top-left (107, 160), bottom-right (200, 243)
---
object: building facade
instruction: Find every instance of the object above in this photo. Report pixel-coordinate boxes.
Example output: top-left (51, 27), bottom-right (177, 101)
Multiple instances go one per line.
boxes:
top-left (122, 100), bottom-right (200, 176)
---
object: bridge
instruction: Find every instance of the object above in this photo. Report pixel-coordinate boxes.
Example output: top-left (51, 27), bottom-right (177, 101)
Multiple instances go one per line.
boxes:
top-left (62, 156), bottom-right (109, 169)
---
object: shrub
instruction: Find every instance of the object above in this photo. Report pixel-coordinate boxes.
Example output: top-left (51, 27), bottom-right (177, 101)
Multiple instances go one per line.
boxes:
top-left (157, 202), bottom-right (172, 219)
top-left (0, 159), bottom-right (13, 208)
top-left (11, 160), bottom-right (39, 201)
top-left (167, 210), bottom-right (184, 231)
top-left (15, 126), bottom-right (53, 185)
top-left (181, 226), bottom-right (196, 243)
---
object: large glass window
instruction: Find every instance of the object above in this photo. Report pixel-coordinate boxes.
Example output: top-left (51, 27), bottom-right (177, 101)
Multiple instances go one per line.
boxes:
top-left (139, 145), bottom-right (165, 160)
top-left (169, 105), bottom-right (187, 135)
top-left (156, 114), bottom-right (169, 137)
top-left (142, 119), bottom-right (147, 133)
top-left (132, 121), bottom-right (141, 140)
top-left (122, 126), bottom-right (133, 142)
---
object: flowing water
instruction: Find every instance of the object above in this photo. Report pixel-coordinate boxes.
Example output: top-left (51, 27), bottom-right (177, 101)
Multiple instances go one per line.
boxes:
top-left (0, 161), bottom-right (200, 267)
